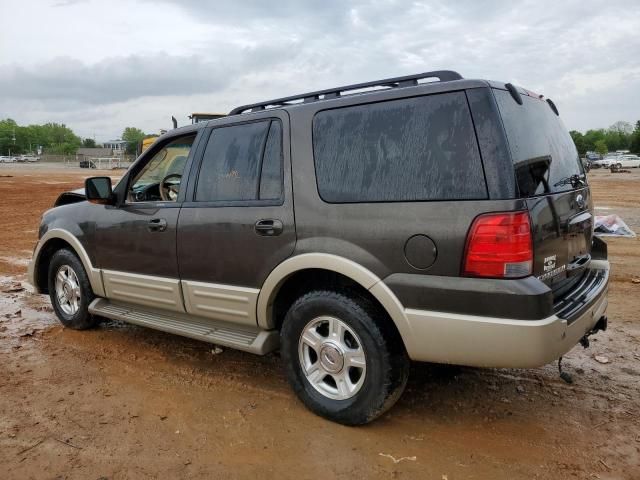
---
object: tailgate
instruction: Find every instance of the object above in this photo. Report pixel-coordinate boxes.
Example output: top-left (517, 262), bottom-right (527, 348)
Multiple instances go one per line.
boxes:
top-left (526, 187), bottom-right (593, 292)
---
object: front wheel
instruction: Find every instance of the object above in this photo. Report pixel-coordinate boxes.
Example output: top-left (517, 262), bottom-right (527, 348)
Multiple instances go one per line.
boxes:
top-left (280, 290), bottom-right (409, 425)
top-left (48, 249), bottom-right (98, 330)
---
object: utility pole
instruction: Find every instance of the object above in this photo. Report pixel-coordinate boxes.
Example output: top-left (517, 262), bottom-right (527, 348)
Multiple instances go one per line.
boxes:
top-left (10, 127), bottom-right (15, 158)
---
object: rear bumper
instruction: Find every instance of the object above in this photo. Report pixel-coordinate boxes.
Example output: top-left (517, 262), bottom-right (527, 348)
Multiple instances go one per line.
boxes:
top-left (402, 260), bottom-right (609, 367)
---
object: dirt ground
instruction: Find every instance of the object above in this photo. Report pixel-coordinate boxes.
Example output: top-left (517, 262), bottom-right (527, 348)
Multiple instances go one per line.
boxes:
top-left (0, 164), bottom-right (639, 480)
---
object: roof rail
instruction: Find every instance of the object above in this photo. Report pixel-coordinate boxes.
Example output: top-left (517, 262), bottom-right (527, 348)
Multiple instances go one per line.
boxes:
top-left (229, 70), bottom-right (463, 115)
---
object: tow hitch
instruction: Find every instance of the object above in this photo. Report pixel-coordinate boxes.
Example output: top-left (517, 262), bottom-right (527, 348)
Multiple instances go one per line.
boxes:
top-left (559, 316), bottom-right (608, 383)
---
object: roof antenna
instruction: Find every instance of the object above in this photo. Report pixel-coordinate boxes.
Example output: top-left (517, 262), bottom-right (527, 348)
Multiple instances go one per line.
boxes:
top-left (171, 116), bottom-right (178, 129)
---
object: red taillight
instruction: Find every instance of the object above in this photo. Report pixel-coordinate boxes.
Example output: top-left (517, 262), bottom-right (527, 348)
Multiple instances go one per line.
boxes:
top-left (463, 211), bottom-right (533, 279)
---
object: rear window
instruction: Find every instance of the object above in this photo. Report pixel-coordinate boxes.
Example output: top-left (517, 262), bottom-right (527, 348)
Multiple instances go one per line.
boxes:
top-left (312, 92), bottom-right (487, 203)
top-left (494, 89), bottom-right (584, 197)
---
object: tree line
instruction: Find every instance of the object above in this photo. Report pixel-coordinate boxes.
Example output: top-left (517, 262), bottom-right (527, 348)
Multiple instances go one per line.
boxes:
top-left (0, 118), bottom-right (84, 155)
top-left (0, 119), bottom-right (149, 156)
top-left (3, 116), bottom-right (639, 158)
top-left (570, 120), bottom-right (640, 156)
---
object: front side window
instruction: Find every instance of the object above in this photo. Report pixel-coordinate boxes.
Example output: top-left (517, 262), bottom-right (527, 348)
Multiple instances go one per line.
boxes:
top-left (312, 92), bottom-right (487, 203)
top-left (129, 134), bottom-right (195, 202)
top-left (195, 119), bottom-right (283, 202)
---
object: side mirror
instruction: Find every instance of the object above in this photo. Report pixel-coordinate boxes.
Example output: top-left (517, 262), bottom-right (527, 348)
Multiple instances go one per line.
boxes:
top-left (85, 177), bottom-right (113, 205)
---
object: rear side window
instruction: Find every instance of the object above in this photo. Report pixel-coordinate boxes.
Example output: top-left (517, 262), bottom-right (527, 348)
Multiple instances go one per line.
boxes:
top-left (312, 92), bottom-right (487, 203)
top-left (195, 120), bottom-right (283, 202)
top-left (494, 89), bottom-right (584, 197)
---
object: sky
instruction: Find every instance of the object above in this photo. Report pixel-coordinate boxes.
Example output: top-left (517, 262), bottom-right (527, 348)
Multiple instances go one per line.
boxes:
top-left (0, 0), bottom-right (639, 141)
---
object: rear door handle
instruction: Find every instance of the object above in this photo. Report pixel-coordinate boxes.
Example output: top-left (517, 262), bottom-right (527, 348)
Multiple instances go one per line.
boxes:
top-left (255, 219), bottom-right (283, 236)
top-left (148, 218), bottom-right (167, 232)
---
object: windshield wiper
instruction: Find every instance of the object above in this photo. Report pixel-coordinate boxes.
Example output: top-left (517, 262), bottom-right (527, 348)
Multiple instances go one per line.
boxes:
top-left (553, 174), bottom-right (585, 189)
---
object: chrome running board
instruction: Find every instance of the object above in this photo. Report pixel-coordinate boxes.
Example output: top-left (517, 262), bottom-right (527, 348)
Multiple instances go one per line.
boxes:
top-left (88, 298), bottom-right (279, 355)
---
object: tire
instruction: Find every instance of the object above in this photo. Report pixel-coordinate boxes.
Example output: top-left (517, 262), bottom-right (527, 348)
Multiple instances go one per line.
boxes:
top-left (280, 290), bottom-right (409, 425)
top-left (47, 248), bottom-right (98, 330)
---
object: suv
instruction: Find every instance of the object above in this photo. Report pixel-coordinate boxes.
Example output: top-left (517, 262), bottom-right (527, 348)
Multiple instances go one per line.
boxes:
top-left (616, 154), bottom-right (640, 169)
top-left (28, 71), bottom-right (609, 425)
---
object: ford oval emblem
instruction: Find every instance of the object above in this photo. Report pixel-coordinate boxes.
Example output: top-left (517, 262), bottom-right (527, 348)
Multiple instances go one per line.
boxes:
top-left (576, 194), bottom-right (585, 209)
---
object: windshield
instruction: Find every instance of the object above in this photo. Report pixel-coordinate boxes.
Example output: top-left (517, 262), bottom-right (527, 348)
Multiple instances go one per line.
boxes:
top-left (130, 140), bottom-right (193, 189)
top-left (494, 89), bottom-right (584, 197)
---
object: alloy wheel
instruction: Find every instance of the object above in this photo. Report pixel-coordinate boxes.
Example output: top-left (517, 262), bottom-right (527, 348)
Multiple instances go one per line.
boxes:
top-left (298, 316), bottom-right (367, 400)
top-left (54, 265), bottom-right (81, 316)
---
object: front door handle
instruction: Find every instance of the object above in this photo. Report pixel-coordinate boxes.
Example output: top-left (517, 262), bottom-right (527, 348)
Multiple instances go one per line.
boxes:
top-left (255, 219), bottom-right (283, 236)
top-left (148, 218), bottom-right (167, 232)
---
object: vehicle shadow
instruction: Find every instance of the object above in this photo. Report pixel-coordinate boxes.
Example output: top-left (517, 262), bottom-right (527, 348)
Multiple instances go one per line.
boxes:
top-left (85, 318), bottom-right (550, 424)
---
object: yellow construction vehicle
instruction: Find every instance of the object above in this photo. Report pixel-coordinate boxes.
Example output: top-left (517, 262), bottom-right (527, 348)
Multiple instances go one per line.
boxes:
top-left (189, 113), bottom-right (226, 124)
top-left (139, 113), bottom-right (225, 154)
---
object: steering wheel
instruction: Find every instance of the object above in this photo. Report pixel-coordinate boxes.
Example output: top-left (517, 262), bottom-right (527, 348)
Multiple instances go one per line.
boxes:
top-left (159, 173), bottom-right (182, 201)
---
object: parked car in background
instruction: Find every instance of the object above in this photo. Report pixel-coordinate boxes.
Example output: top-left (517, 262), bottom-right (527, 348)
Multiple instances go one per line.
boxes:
top-left (591, 153), bottom-right (621, 169)
top-left (615, 155), bottom-right (640, 169)
top-left (581, 158), bottom-right (590, 171)
top-left (16, 155), bottom-right (40, 163)
top-left (79, 160), bottom-right (97, 169)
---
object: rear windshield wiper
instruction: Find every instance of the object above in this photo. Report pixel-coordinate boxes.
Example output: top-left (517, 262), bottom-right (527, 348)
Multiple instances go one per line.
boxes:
top-left (554, 174), bottom-right (585, 189)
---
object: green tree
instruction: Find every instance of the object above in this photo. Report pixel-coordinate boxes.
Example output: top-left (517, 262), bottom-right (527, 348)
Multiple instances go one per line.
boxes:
top-left (570, 130), bottom-right (586, 155)
top-left (122, 127), bottom-right (147, 154)
top-left (609, 121), bottom-right (634, 135)
top-left (602, 121), bottom-right (633, 151)
top-left (582, 129), bottom-right (606, 153)
top-left (0, 119), bottom-right (80, 155)
top-left (594, 139), bottom-right (608, 156)
top-left (42, 123), bottom-right (81, 155)
top-left (630, 120), bottom-right (640, 154)
top-left (0, 119), bottom-right (19, 155)
top-left (82, 138), bottom-right (97, 148)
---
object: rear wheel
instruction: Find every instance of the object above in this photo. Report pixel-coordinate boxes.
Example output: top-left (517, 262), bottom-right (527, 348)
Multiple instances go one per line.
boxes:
top-left (280, 290), bottom-right (409, 425)
top-left (48, 249), bottom-right (98, 330)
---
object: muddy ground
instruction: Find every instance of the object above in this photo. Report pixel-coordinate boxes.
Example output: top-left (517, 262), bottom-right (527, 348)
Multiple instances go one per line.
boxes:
top-left (0, 164), bottom-right (639, 480)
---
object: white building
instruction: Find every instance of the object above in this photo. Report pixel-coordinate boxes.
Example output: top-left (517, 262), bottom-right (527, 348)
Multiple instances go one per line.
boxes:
top-left (103, 140), bottom-right (128, 153)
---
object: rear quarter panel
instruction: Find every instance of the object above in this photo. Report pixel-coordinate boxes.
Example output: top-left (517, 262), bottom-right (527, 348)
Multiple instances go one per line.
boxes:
top-left (287, 86), bottom-right (526, 281)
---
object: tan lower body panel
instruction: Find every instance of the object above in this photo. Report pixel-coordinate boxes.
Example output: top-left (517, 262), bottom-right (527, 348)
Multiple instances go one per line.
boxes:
top-left (404, 291), bottom-right (608, 368)
top-left (181, 280), bottom-right (259, 327)
top-left (89, 298), bottom-right (278, 355)
top-left (102, 270), bottom-right (185, 313)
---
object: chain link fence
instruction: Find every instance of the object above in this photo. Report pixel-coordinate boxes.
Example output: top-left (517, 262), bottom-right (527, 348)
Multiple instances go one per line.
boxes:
top-left (38, 154), bottom-right (135, 170)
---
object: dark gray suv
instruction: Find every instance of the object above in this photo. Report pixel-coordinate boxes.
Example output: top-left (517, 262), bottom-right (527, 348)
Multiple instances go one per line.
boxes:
top-left (28, 71), bottom-right (609, 425)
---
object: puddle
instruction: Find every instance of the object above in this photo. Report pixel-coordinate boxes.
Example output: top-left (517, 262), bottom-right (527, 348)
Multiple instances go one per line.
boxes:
top-left (0, 276), bottom-right (56, 352)
top-left (0, 256), bottom-right (30, 267)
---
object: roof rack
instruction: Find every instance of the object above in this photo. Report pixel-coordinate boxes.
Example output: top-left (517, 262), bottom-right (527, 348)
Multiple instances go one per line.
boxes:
top-left (228, 70), bottom-right (463, 115)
